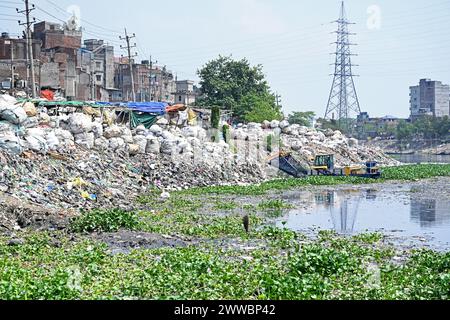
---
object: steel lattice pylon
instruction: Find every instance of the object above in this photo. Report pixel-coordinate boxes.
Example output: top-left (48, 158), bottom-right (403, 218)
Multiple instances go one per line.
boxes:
top-left (325, 1), bottom-right (361, 129)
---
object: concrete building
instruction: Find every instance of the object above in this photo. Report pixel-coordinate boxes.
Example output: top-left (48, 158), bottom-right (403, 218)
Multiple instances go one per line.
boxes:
top-left (0, 32), bottom-right (42, 91)
top-left (83, 39), bottom-right (116, 100)
top-left (115, 60), bottom-right (176, 103)
top-left (33, 21), bottom-right (81, 50)
top-left (356, 112), bottom-right (402, 139)
top-left (410, 79), bottom-right (450, 119)
top-left (34, 20), bottom-right (83, 99)
top-left (175, 80), bottom-right (196, 105)
top-left (150, 65), bottom-right (175, 103)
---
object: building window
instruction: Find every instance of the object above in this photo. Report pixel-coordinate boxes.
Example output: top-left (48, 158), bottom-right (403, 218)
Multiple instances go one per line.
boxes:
top-left (96, 62), bottom-right (101, 69)
top-left (96, 75), bottom-right (102, 82)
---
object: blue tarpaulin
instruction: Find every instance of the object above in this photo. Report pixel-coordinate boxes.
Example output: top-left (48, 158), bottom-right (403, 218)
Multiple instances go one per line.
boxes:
top-left (127, 102), bottom-right (167, 115)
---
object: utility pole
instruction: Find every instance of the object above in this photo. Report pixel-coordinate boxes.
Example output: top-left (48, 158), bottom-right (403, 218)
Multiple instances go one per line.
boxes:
top-left (275, 92), bottom-right (281, 109)
top-left (5, 39), bottom-right (15, 94)
top-left (120, 28), bottom-right (137, 102)
top-left (17, 0), bottom-right (37, 98)
top-left (148, 55), bottom-right (158, 101)
top-left (160, 65), bottom-right (167, 102)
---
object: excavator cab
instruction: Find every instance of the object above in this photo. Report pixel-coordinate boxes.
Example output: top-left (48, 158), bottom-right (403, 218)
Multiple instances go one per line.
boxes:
top-left (311, 154), bottom-right (335, 175)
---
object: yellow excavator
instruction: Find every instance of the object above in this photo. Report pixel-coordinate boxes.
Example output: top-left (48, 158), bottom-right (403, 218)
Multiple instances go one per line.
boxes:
top-left (269, 152), bottom-right (381, 179)
top-left (310, 154), bottom-right (381, 178)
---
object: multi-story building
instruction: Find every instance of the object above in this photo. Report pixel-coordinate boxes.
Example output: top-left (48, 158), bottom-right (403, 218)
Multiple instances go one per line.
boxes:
top-left (150, 65), bottom-right (175, 103)
top-left (410, 79), bottom-right (450, 119)
top-left (356, 112), bottom-right (402, 139)
top-left (0, 32), bottom-right (41, 91)
top-left (175, 80), bottom-right (197, 105)
top-left (115, 60), bottom-right (176, 103)
top-left (33, 20), bottom-right (85, 100)
top-left (83, 39), bottom-right (116, 100)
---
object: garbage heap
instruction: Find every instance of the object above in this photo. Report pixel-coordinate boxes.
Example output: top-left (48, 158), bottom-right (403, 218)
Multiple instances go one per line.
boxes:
top-left (0, 94), bottom-right (397, 211)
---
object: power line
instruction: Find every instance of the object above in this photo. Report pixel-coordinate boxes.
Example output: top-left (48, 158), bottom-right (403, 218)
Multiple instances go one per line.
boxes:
top-left (44, 0), bottom-right (123, 35)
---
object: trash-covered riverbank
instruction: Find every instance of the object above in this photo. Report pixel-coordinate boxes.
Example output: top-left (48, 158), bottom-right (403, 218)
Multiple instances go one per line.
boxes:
top-left (1, 177), bottom-right (449, 300)
top-left (1, 94), bottom-right (400, 212)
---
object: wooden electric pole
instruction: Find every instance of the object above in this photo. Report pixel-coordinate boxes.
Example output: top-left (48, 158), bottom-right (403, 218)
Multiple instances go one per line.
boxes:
top-left (120, 28), bottom-right (137, 102)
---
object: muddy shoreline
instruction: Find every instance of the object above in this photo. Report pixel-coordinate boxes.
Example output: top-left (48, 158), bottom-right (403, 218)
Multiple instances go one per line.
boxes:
top-left (2, 177), bottom-right (449, 253)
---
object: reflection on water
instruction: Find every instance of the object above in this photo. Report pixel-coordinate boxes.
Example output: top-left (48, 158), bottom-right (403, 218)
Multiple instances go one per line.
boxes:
top-left (411, 199), bottom-right (450, 228)
top-left (278, 188), bottom-right (450, 246)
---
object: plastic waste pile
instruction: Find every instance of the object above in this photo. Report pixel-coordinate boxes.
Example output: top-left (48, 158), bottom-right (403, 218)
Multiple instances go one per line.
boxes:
top-left (0, 94), bottom-right (398, 212)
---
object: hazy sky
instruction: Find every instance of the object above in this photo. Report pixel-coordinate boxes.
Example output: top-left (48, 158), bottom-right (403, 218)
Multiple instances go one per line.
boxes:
top-left (2, 0), bottom-right (450, 118)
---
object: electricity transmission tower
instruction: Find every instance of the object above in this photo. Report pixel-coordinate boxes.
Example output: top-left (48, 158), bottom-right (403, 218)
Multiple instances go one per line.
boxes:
top-left (325, 1), bottom-right (361, 130)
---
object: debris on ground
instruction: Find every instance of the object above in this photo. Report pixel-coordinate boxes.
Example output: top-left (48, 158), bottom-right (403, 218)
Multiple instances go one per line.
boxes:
top-left (0, 94), bottom-right (398, 215)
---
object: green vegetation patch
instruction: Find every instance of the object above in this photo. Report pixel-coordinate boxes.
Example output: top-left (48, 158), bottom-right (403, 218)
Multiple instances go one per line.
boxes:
top-left (139, 211), bottom-right (262, 239)
top-left (70, 209), bottom-right (140, 233)
top-left (382, 164), bottom-right (450, 180)
top-left (1, 231), bottom-right (448, 300)
top-left (177, 165), bottom-right (450, 196)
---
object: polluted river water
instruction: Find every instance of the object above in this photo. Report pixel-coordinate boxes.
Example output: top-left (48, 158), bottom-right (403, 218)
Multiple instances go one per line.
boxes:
top-left (274, 181), bottom-right (450, 250)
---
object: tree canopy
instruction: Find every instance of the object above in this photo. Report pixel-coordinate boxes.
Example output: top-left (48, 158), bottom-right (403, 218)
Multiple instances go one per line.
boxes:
top-left (197, 55), bottom-right (282, 122)
top-left (288, 112), bottom-right (316, 127)
top-left (396, 116), bottom-right (450, 140)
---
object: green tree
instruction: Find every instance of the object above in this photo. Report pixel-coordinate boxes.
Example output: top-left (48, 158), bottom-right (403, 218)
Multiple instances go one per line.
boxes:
top-left (396, 120), bottom-right (415, 140)
top-left (240, 92), bottom-right (283, 123)
top-left (288, 112), bottom-right (315, 127)
top-left (197, 55), bottom-right (280, 121)
top-left (211, 106), bottom-right (220, 129)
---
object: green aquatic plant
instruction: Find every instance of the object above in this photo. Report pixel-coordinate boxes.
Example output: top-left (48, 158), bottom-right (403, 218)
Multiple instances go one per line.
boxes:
top-left (70, 209), bottom-right (140, 233)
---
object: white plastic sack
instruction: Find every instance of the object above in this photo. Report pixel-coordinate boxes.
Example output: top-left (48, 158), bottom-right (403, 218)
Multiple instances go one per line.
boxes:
top-left (0, 94), bottom-right (17, 108)
top-left (46, 131), bottom-right (60, 150)
top-left (68, 113), bottom-right (93, 134)
top-left (103, 125), bottom-right (122, 139)
top-left (74, 132), bottom-right (95, 149)
top-left (26, 127), bottom-right (46, 138)
top-left (133, 135), bottom-right (148, 154)
top-left (146, 137), bottom-right (160, 154)
top-left (39, 113), bottom-right (51, 125)
top-left (54, 129), bottom-right (74, 141)
top-left (109, 137), bottom-right (125, 151)
top-left (25, 135), bottom-right (48, 153)
top-left (270, 120), bottom-right (280, 129)
top-left (92, 121), bottom-right (104, 139)
top-left (0, 121), bottom-right (14, 133)
top-left (279, 120), bottom-right (290, 129)
top-left (0, 133), bottom-right (22, 154)
top-left (0, 105), bottom-right (27, 125)
top-left (121, 128), bottom-right (133, 144)
top-left (149, 125), bottom-right (163, 136)
top-left (94, 137), bottom-right (109, 150)
top-left (156, 118), bottom-right (169, 126)
top-left (161, 139), bottom-right (176, 155)
top-left (20, 116), bottom-right (37, 129)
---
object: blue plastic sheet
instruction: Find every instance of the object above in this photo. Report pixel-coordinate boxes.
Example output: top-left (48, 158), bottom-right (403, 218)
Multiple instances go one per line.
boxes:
top-left (127, 102), bottom-right (167, 115)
